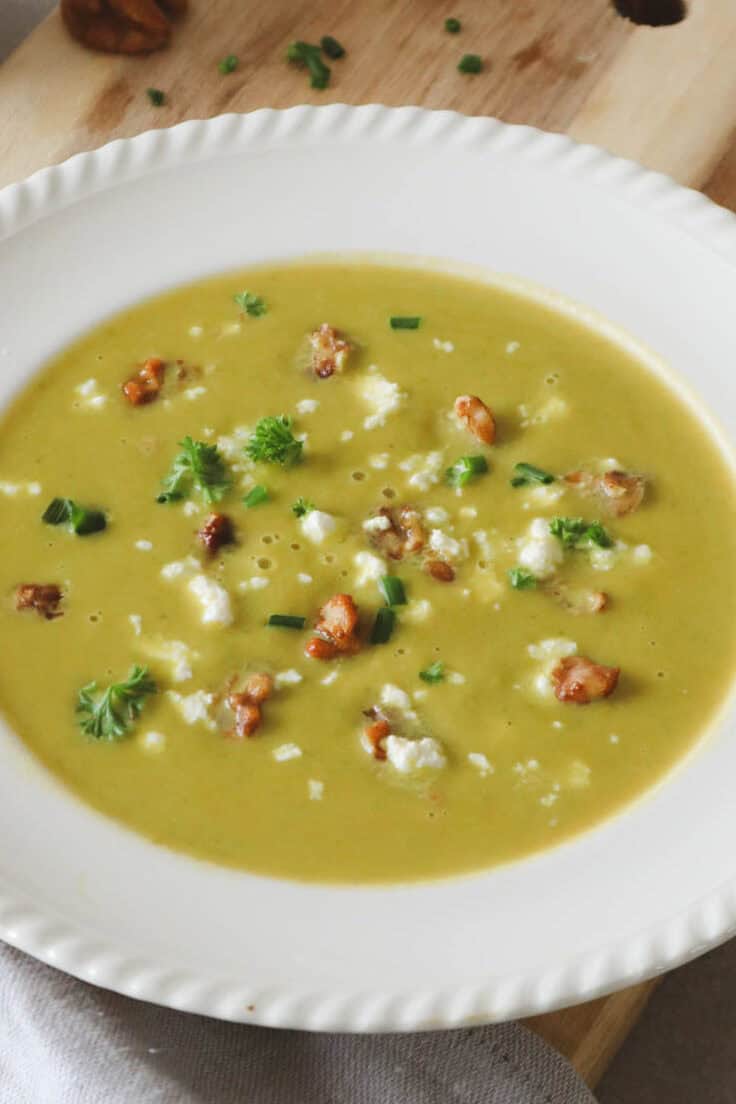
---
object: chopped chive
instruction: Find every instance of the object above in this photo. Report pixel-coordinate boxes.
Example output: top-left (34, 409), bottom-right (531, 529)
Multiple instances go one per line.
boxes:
top-left (379, 575), bottom-right (407, 607)
top-left (287, 41), bottom-right (331, 89)
top-left (550, 517), bottom-right (613, 550)
top-left (42, 497), bottom-right (106, 536)
top-left (508, 567), bottom-right (537, 590)
top-left (390, 316), bottom-right (422, 330)
top-left (510, 462), bottom-right (555, 487)
top-left (42, 497), bottom-right (72, 525)
top-left (233, 290), bottom-right (267, 317)
top-left (291, 497), bottom-right (315, 518)
top-left (268, 614), bottom-right (306, 629)
top-left (445, 454), bottom-right (488, 488)
top-left (420, 660), bottom-right (445, 684)
top-left (320, 35), bottom-right (345, 59)
top-left (218, 54), bottom-right (238, 74)
top-left (445, 17), bottom-right (461, 32)
top-left (243, 485), bottom-right (269, 508)
top-left (370, 606), bottom-right (396, 645)
top-left (146, 88), bottom-right (165, 106)
top-left (458, 53), bottom-right (483, 73)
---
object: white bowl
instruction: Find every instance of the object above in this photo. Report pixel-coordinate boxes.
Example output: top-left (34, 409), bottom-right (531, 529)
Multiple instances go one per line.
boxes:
top-left (1, 105), bottom-right (735, 1032)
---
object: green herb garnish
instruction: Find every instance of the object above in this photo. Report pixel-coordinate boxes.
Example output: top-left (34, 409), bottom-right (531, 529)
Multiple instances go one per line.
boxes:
top-left (390, 316), bottom-right (422, 330)
top-left (243, 485), bottom-right (269, 508)
top-left (550, 517), bottom-right (613, 550)
top-left (42, 497), bottom-right (107, 536)
top-left (268, 614), bottom-right (306, 629)
top-left (379, 575), bottom-right (407, 607)
top-left (146, 88), bottom-right (165, 106)
top-left (508, 567), bottom-right (537, 590)
top-left (445, 454), bottom-right (488, 488)
top-left (420, 660), bottom-right (445, 684)
top-left (286, 41), bottom-right (331, 89)
top-left (510, 462), bottom-right (555, 487)
top-left (370, 606), bottom-right (396, 645)
top-left (218, 54), bottom-right (239, 74)
top-left (76, 665), bottom-right (156, 742)
top-left (458, 53), bottom-right (483, 73)
top-left (445, 17), bottom-right (461, 32)
top-left (158, 437), bottom-right (231, 504)
top-left (247, 416), bottom-right (303, 466)
top-left (320, 35), bottom-right (345, 59)
top-left (233, 290), bottom-right (267, 317)
top-left (292, 497), bottom-right (315, 518)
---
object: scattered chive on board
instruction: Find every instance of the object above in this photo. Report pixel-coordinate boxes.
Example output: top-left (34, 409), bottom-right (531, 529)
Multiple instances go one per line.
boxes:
top-left (268, 614), bottom-right (306, 629)
top-left (510, 462), bottom-right (555, 487)
top-left (458, 53), bottom-right (483, 73)
top-left (146, 88), bottom-right (165, 106)
top-left (379, 575), bottom-right (407, 607)
top-left (218, 54), bottom-right (238, 74)
top-left (390, 316), bottom-right (422, 330)
top-left (243, 485), bottom-right (269, 508)
top-left (419, 660), bottom-right (445, 684)
top-left (286, 41), bottom-right (331, 89)
top-left (445, 454), bottom-right (488, 488)
top-left (320, 35), bottom-right (345, 59)
top-left (508, 567), bottom-right (537, 590)
top-left (370, 606), bottom-right (396, 645)
top-left (445, 17), bottom-right (461, 32)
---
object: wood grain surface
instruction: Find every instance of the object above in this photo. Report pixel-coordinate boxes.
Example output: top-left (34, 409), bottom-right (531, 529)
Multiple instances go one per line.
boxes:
top-left (1, 0), bottom-right (735, 1087)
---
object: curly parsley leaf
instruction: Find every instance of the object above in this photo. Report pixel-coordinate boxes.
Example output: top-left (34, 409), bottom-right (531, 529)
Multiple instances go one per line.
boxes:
top-left (233, 290), bottom-right (267, 317)
top-left (291, 497), bottom-right (315, 518)
top-left (158, 437), bottom-right (231, 504)
top-left (419, 661), bottom-right (445, 684)
top-left (76, 665), bottom-right (157, 742)
top-left (550, 517), bottom-right (613, 549)
top-left (508, 567), bottom-right (537, 590)
top-left (247, 416), bottom-right (303, 466)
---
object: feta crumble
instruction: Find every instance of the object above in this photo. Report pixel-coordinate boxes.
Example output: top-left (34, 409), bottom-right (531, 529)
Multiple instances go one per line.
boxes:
top-left (506, 341), bottom-right (520, 354)
top-left (424, 506), bottom-right (449, 525)
top-left (369, 453), bottom-right (390, 470)
top-left (273, 743), bottom-right (303, 762)
top-left (517, 517), bottom-right (564, 580)
top-left (321, 670), bottom-right (339, 686)
top-left (167, 689), bottom-right (216, 730)
top-left (432, 338), bottom-right (454, 353)
top-left (301, 510), bottom-right (337, 544)
top-left (188, 575), bottom-right (234, 626)
top-left (353, 551), bottom-right (385, 588)
top-left (274, 669), bottom-right (303, 688)
top-left (296, 398), bottom-right (320, 415)
top-left (385, 735), bottom-right (446, 773)
top-left (128, 613), bottom-right (142, 637)
top-left (0, 480), bottom-right (44, 497)
top-left (380, 684), bottom-right (412, 711)
top-left (308, 779), bottom-right (324, 800)
top-left (189, 325), bottom-right (204, 338)
top-left (428, 529), bottom-right (468, 562)
top-left (468, 752), bottom-right (494, 776)
top-left (184, 386), bottom-right (207, 401)
top-left (135, 539), bottom-right (153, 552)
top-left (362, 514), bottom-right (392, 534)
top-left (297, 573), bottom-right (313, 585)
top-left (404, 598), bottom-right (433, 623)
top-left (139, 730), bottom-right (166, 754)
top-left (399, 451), bottom-right (444, 492)
top-left (359, 371), bottom-right (407, 430)
top-left (160, 556), bottom-right (199, 581)
top-left (340, 430), bottom-right (354, 442)
top-left (141, 638), bottom-right (196, 682)
top-left (528, 637), bottom-right (577, 699)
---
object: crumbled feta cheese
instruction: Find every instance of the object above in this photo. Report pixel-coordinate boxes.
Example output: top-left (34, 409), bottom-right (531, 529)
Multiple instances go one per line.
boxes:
top-left (321, 670), bottom-right (339, 686)
top-left (139, 731), bottom-right (166, 753)
top-left (142, 638), bottom-right (196, 682)
top-left (381, 684), bottom-right (411, 711)
top-left (188, 575), bottom-right (234, 626)
top-left (589, 541), bottom-right (628, 571)
top-left (216, 425), bottom-right (252, 462)
top-left (609, 733), bottom-right (620, 744)
top-left (428, 529), bottom-right (468, 562)
top-left (274, 669), bottom-right (303, 688)
top-left (74, 378), bottom-right (107, 410)
top-left (362, 514), bottom-right (392, 534)
top-left (0, 481), bottom-right (44, 497)
top-left (432, 338), bottom-right (454, 353)
top-left (353, 551), bottom-right (385, 588)
top-left (184, 386), bottom-right (207, 401)
top-left (528, 482), bottom-right (565, 507)
top-left (399, 451), bottom-right (445, 492)
top-left (221, 321), bottom-right (242, 337)
top-left (506, 341), bottom-right (520, 354)
top-left (247, 576), bottom-right (270, 590)
top-left (448, 671), bottom-right (466, 685)
top-left (425, 506), bottom-right (449, 525)
top-left (539, 793), bottom-right (558, 807)
top-left (160, 556), bottom-right (198, 581)
top-left (167, 689), bottom-right (216, 729)
top-left (135, 539), bottom-right (153, 551)
top-left (308, 779), bottom-right (324, 800)
top-left (76, 378), bottom-right (97, 397)
top-left (567, 760), bottom-right (592, 788)
top-left (297, 573), bottom-right (313, 585)
top-left (129, 613), bottom-right (142, 636)
top-left (472, 530), bottom-right (493, 560)
top-left (528, 637), bottom-right (577, 700)
top-left (27, 482), bottom-right (42, 496)
top-left (359, 371), bottom-right (407, 430)
top-left (273, 743), bottom-right (302, 762)
top-left (519, 395), bottom-right (569, 427)
top-left (468, 752), bottom-right (494, 776)
top-left (189, 325), bottom-right (204, 338)
top-left (301, 510), bottom-right (337, 544)
top-left (369, 453), bottom-right (390, 469)
top-left (385, 736), bottom-right (446, 773)
top-left (340, 430), bottom-right (354, 442)
top-left (413, 689), bottom-right (428, 702)
top-left (459, 505), bottom-right (478, 519)
top-left (517, 517), bottom-right (564, 580)
top-left (632, 543), bottom-right (653, 564)
top-left (182, 501), bottom-right (199, 517)
top-left (296, 398), bottom-right (320, 415)
top-left (404, 598), bottom-right (433, 623)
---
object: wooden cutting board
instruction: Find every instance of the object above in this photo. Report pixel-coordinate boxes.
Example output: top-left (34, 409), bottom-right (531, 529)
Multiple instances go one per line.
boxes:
top-left (1, 0), bottom-right (736, 1088)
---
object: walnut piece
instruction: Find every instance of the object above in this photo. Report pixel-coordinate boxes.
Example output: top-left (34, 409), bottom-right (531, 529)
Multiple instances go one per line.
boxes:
top-left (61, 0), bottom-right (187, 55)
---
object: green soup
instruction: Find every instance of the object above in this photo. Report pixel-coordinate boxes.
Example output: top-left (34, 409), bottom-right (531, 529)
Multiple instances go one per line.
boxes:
top-left (1, 261), bottom-right (735, 882)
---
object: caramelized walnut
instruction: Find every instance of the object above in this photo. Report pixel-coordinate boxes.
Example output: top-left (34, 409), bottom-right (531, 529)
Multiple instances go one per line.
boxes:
top-left (198, 513), bottom-right (235, 556)
top-left (305, 594), bottom-right (361, 660)
top-left (454, 394), bottom-right (496, 445)
top-left (369, 505), bottom-right (426, 561)
top-left (122, 357), bottom-right (165, 406)
top-left (15, 584), bottom-right (63, 620)
top-left (309, 324), bottom-right (351, 379)
top-left (424, 559), bottom-right (455, 583)
top-left (227, 672), bottom-right (274, 738)
top-left (61, 0), bottom-right (187, 55)
top-left (565, 469), bottom-right (646, 517)
top-left (551, 656), bottom-right (620, 704)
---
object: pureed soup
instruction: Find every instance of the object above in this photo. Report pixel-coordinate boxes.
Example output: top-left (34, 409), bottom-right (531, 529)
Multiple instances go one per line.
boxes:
top-left (1, 261), bottom-right (735, 882)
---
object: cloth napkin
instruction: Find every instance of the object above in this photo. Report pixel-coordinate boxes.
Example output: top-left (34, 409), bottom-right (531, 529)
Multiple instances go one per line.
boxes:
top-left (0, 941), bottom-right (597, 1104)
top-left (0, 9), bottom-right (596, 1103)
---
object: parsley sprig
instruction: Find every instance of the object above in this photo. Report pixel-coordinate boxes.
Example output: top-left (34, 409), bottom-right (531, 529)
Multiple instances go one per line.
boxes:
top-left (247, 416), bottom-right (303, 466)
top-left (76, 665), bottom-right (157, 741)
top-left (233, 290), bottom-right (267, 317)
top-left (420, 661), bottom-right (445, 684)
top-left (550, 517), bottom-right (613, 549)
top-left (158, 437), bottom-right (231, 504)
top-left (292, 497), bottom-right (315, 517)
